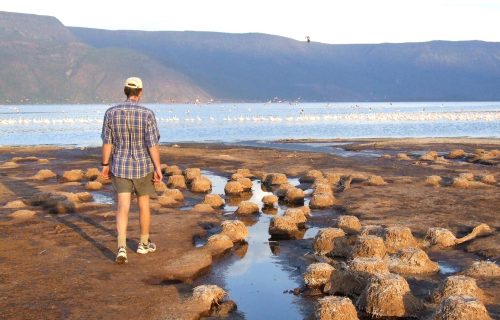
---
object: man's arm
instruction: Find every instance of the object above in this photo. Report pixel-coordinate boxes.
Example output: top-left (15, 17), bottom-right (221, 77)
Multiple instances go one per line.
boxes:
top-left (100, 110), bottom-right (114, 179)
top-left (145, 111), bottom-right (162, 182)
top-left (101, 143), bottom-right (113, 179)
top-left (148, 145), bottom-right (162, 182)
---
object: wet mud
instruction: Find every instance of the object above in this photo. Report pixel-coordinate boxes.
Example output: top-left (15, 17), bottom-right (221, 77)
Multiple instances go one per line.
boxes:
top-left (0, 138), bottom-right (499, 319)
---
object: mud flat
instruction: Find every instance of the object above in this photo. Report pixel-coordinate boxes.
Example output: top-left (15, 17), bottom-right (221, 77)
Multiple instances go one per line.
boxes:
top-left (0, 138), bottom-right (499, 319)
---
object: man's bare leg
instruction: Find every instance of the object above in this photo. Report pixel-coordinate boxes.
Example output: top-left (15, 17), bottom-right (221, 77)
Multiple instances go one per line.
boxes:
top-left (138, 195), bottom-right (150, 241)
top-left (137, 195), bottom-right (156, 253)
top-left (116, 193), bottom-right (131, 248)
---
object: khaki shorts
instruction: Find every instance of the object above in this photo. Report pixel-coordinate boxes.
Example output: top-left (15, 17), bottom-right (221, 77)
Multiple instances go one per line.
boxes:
top-left (112, 172), bottom-right (155, 196)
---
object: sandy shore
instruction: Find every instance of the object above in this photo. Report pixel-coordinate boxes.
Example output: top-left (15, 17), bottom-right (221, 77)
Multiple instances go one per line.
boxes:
top-left (0, 138), bottom-right (499, 319)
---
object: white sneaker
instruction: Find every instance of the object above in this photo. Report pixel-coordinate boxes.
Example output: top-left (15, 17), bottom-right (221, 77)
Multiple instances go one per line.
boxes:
top-left (137, 241), bottom-right (156, 254)
top-left (115, 247), bottom-right (128, 264)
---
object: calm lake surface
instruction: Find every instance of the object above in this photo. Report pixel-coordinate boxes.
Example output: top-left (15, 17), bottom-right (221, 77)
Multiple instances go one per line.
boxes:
top-left (1, 102), bottom-right (499, 146)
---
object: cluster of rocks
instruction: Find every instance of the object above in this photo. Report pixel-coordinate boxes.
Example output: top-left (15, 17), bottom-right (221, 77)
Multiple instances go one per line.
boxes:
top-left (74, 168), bottom-right (110, 190)
top-left (161, 167), bottom-right (388, 222)
top-left (425, 172), bottom-right (497, 188)
top-left (163, 166), bottom-right (215, 194)
top-left (305, 216), bottom-right (495, 319)
top-left (386, 148), bottom-right (500, 167)
top-left (245, 170), bottom-right (388, 240)
top-left (269, 206), bottom-right (311, 239)
top-left (158, 165), bottom-right (226, 211)
top-left (452, 148), bottom-right (500, 166)
top-left (381, 152), bottom-right (426, 161)
top-left (266, 170), bottom-right (382, 210)
top-left (224, 176), bottom-right (252, 195)
top-left (308, 171), bottom-right (336, 209)
top-left (3, 199), bottom-right (39, 219)
top-left (159, 166), bottom-right (261, 214)
top-left (2, 164), bottom-right (116, 219)
top-left (164, 167), bottom-right (214, 193)
top-left (31, 167), bottom-right (111, 190)
top-left (185, 168), bottom-right (213, 193)
top-left (419, 151), bottom-right (449, 163)
top-left (1, 156), bottom-right (49, 168)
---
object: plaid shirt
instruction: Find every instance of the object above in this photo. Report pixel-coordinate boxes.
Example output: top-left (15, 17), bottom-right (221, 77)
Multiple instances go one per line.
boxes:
top-left (101, 100), bottom-right (160, 179)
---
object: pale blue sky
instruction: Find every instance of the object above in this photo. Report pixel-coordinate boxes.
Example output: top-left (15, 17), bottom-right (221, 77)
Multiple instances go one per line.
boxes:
top-left (2, 0), bottom-right (499, 44)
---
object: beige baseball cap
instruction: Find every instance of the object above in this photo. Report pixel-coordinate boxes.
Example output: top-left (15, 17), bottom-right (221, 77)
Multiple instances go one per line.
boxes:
top-left (124, 77), bottom-right (143, 89)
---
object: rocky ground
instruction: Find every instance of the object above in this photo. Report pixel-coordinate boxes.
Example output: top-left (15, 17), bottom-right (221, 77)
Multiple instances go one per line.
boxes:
top-left (0, 138), bottom-right (499, 319)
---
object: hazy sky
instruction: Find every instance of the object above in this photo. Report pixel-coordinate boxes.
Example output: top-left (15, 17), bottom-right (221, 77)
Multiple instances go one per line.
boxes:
top-left (2, 0), bottom-right (499, 44)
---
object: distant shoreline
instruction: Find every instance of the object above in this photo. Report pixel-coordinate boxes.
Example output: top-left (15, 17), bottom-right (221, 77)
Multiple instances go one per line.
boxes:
top-left (2, 137), bottom-right (500, 153)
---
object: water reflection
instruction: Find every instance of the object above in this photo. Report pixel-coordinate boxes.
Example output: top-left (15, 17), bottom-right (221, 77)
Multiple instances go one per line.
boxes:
top-left (199, 174), bottom-right (313, 319)
top-left (303, 227), bottom-right (320, 239)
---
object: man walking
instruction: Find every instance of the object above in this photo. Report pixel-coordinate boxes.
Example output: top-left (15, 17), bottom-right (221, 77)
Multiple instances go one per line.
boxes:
top-left (101, 77), bottom-right (162, 264)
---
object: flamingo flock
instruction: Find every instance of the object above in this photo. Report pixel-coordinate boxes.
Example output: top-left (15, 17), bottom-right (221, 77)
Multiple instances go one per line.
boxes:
top-left (1, 111), bottom-right (499, 126)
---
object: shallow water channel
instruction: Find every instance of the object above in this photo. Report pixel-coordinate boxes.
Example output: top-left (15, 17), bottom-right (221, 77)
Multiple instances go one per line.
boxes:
top-left (191, 172), bottom-right (329, 319)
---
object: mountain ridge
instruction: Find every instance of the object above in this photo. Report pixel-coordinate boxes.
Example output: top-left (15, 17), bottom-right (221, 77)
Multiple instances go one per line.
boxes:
top-left (0, 11), bottom-right (210, 104)
top-left (1, 11), bottom-right (500, 104)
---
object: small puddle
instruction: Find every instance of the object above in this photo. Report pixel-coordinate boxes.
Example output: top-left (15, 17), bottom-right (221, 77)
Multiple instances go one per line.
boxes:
top-left (193, 235), bottom-right (207, 248)
top-left (91, 192), bottom-right (114, 205)
top-left (427, 248), bottom-right (479, 279)
top-left (438, 261), bottom-right (461, 275)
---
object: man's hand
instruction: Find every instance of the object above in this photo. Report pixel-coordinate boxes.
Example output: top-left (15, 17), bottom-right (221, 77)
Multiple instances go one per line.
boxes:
top-left (101, 143), bottom-right (112, 180)
top-left (153, 167), bottom-right (163, 183)
top-left (102, 166), bottom-right (110, 180)
top-left (148, 145), bottom-right (162, 183)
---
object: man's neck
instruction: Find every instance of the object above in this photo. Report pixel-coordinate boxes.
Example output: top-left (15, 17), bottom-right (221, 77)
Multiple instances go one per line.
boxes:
top-left (127, 96), bottom-right (140, 103)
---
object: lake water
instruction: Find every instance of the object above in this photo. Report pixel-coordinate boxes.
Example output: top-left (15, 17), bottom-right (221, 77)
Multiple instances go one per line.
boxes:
top-left (1, 102), bottom-right (499, 146)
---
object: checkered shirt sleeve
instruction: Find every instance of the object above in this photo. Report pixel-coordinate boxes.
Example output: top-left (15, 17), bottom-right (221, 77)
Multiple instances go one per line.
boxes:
top-left (145, 112), bottom-right (160, 148)
top-left (101, 110), bottom-right (113, 144)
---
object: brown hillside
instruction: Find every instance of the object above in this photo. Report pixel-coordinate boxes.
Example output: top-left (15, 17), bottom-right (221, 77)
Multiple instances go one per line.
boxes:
top-left (0, 11), bottom-right (211, 104)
